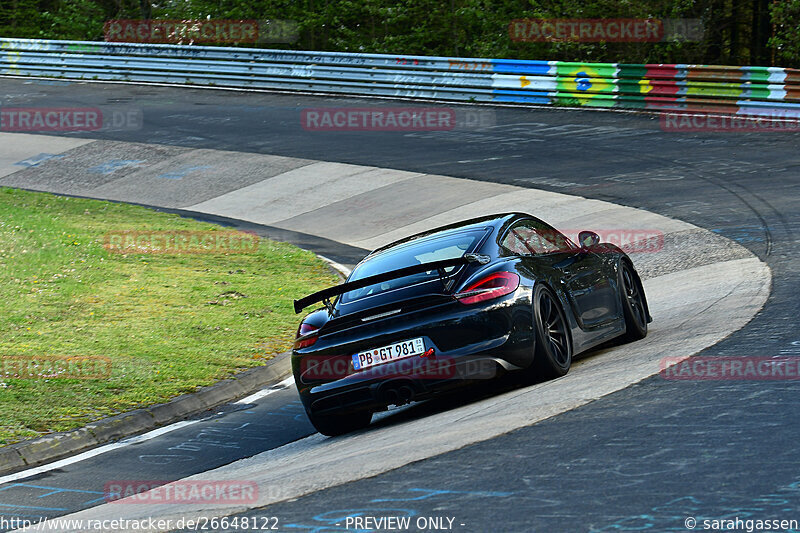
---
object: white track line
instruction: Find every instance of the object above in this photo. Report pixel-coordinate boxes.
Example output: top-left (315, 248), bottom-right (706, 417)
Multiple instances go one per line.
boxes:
top-left (1, 376), bottom-right (296, 485)
top-left (235, 376), bottom-right (295, 405)
top-left (316, 255), bottom-right (353, 277)
top-left (0, 420), bottom-right (200, 485)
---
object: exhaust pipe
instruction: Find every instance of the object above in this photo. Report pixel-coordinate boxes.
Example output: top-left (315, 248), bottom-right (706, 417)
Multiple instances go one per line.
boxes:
top-left (379, 382), bottom-right (415, 406)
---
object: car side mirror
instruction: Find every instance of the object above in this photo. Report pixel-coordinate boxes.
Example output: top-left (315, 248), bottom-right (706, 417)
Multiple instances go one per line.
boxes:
top-left (578, 231), bottom-right (600, 250)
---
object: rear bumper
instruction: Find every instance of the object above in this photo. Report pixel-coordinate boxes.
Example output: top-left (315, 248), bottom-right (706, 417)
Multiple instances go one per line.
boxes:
top-left (304, 353), bottom-right (515, 416)
top-left (292, 298), bottom-right (534, 416)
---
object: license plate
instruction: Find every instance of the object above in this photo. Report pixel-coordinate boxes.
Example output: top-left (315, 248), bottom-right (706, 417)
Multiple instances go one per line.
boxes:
top-left (352, 337), bottom-right (425, 371)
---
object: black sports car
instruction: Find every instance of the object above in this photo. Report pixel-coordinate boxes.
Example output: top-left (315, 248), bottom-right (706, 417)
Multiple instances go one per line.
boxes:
top-left (292, 213), bottom-right (651, 436)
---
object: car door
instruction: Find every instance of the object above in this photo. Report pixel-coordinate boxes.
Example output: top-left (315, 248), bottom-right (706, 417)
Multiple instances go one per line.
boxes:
top-left (551, 251), bottom-right (619, 330)
top-left (502, 220), bottom-right (619, 331)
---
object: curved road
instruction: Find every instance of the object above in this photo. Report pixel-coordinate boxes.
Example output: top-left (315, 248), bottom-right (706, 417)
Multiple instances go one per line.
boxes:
top-left (0, 78), bottom-right (798, 532)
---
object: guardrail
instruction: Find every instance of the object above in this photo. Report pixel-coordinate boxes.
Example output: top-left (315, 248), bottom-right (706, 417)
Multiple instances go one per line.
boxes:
top-left (2, 38), bottom-right (799, 117)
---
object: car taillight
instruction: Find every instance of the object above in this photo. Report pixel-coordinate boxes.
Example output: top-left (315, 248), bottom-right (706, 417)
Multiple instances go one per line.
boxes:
top-left (454, 272), bottom-right (520, 305)
top-left (294, 322), bottom-right (319, 349)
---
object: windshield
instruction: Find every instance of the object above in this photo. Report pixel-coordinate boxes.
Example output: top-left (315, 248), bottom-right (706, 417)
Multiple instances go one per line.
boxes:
top-left (501, 220), bottom-right (577, 256)
top-left (340, 229), bottom-right (486, 303)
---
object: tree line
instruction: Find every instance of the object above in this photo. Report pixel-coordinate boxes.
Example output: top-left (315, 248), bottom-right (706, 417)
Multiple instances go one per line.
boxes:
top-left (1, 0), bottom-right (798, 68)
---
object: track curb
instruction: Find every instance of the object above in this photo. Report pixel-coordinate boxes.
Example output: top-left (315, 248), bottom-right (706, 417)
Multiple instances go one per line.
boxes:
top-left (0, 351), bottom-right (292, 477)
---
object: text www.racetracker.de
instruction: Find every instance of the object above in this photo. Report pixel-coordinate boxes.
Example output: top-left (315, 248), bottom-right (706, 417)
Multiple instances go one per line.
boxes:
top-left (1, 515), bottom-right (280, 531)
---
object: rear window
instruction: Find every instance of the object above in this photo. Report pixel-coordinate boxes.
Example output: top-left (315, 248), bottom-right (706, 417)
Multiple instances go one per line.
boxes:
top-left (341, 229), bottom-right (486, 303)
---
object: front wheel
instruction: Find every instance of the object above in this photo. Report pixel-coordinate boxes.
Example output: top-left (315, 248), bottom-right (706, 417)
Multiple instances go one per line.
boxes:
top-left (306, 408), bottom-right (372, 437)
top-left (619, 261), bottom-right (648, 342)
top-left (530, 284), bottom-right (572, 380)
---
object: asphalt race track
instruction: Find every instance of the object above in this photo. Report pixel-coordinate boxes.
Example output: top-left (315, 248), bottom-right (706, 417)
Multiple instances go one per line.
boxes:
top-left (0, 78), bottom-right (798, 532)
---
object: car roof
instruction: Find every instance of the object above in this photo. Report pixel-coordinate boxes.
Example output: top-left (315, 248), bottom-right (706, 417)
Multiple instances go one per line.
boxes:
top-left (366, 212), bottom-right (532, 258)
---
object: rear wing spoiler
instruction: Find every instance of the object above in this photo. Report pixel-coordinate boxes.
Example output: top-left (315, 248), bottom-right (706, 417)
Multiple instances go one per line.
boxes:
top-left (293, 253), bottom-right (490, 314)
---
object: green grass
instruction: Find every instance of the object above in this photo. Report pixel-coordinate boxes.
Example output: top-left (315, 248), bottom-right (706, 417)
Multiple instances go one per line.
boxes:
top-left (0, 187), bottom-right (338, 445)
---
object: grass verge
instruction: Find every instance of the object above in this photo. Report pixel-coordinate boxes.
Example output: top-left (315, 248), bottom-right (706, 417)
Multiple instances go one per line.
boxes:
top-left (0, 187), bottom-right (338, 445)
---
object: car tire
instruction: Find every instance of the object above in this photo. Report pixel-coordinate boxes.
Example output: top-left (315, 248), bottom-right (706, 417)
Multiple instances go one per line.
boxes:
top-left (619, 261), bottom-right (648, 342)
top-left (530, 284), bottom-right (572, 379)
top-left (306, 408), bottom-right (372, 437)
